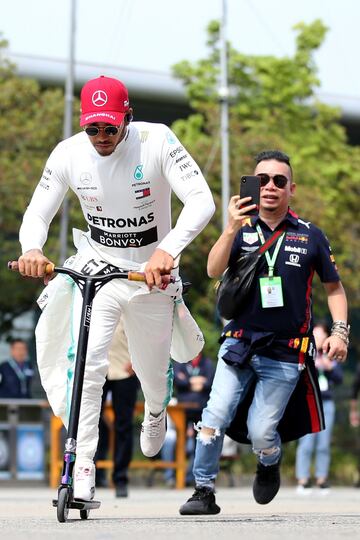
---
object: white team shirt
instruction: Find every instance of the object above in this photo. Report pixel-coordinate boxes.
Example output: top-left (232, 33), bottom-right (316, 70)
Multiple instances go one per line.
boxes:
top-left (20, 122), bottom-right (215, 264)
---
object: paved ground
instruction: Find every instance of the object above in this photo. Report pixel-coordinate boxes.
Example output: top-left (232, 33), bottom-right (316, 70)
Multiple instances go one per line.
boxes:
top-left (0, 485), bottom-right (359, 539)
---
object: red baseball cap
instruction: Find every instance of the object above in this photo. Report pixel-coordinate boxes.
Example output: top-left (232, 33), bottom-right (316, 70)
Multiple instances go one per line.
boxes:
top-left (80, 75), bottom-right (130, 127)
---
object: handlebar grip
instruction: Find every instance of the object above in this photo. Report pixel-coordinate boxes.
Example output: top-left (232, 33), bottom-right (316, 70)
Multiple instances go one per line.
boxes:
top-left (8, 260), bottom-right (55, 275)
top-left (127, 272), bottom-right (175, 285)
top-left (127, 271), bottom-right (146, 282)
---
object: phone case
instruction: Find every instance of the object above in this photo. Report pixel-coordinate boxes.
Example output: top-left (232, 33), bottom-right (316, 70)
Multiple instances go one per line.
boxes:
top-left (240, 175), bottom-right (260, 215)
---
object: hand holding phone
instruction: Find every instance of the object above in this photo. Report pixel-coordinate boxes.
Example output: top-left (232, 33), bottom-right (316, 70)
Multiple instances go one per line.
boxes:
top-left (239, 175), bottom-right (260, 215)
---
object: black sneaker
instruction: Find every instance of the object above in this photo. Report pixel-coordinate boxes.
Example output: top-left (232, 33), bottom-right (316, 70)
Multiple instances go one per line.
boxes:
top-left (253, 461), bottom-right (281, 505)
top-left (179, 486), bottom-right (220, 515)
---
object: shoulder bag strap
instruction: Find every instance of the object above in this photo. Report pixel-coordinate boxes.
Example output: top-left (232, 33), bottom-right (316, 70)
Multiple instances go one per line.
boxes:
top-left (257, 223), bottom-right (287, 255)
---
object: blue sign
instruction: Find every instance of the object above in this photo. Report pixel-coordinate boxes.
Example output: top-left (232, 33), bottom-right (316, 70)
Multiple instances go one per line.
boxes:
top-left (16, 424), bottom-right (45, 479)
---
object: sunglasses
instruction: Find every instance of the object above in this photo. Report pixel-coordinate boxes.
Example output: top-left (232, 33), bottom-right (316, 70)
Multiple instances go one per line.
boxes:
top-left (84, 125), bottom-right (120, 137)
top-left (257, 173), bottom-right (289, 189)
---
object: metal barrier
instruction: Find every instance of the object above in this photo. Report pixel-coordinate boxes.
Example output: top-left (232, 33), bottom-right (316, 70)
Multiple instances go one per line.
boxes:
top-left (0, 399), bottom-right (49, 480)
top-left (0, 400), bottom-right (190, 488)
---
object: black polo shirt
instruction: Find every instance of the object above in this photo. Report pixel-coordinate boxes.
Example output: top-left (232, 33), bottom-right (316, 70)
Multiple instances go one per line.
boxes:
top-left (224, 208), bottom-right (339, 336)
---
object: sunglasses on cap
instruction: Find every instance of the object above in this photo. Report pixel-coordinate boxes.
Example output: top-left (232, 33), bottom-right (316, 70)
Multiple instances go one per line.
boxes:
top-left (84, 125), bottom-right (120, 137)
top-left (257, 173), bottom-right (289, 189)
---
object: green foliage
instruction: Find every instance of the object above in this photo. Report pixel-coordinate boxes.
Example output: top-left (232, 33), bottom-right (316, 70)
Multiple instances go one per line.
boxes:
top-left (171, 19), bottom-right (360, 358)
top-left (0, 39), bottom-right (81, 334)
top-left (1, 21), bottom-right (359, 357)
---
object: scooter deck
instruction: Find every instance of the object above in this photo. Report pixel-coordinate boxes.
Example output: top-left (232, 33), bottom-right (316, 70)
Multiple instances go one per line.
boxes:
top-left (52, 498), bottom-right (101, 510)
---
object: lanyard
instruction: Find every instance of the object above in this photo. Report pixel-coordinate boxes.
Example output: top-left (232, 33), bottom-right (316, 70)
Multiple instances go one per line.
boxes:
top-left (256, 224), bottom-right (285, 278)
top-left (9, 358), bottom-right (28, 396)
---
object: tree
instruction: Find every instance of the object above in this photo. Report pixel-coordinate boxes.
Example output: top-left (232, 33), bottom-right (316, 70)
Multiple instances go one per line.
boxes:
top-left (1, 22), bottom-right (359, 357)
top-left (170, 20), bottom-right (360, 357)
top-left (0, 36), bottom-right (82, 334)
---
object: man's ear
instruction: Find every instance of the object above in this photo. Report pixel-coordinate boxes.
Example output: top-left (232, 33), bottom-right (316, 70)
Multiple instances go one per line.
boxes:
top-left (125, 109), bottom-right (133, 124)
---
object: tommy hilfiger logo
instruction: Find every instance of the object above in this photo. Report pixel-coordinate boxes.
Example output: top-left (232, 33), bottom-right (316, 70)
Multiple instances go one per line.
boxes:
top-left (135, 188), bottom-right (151, 199)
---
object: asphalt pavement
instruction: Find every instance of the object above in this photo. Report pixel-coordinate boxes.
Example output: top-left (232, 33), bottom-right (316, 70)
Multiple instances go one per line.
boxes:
top-left (0, 485), bottom-right (359, 540)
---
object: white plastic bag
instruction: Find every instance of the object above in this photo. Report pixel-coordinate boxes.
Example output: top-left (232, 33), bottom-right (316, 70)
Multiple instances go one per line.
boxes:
top-left (170, 299), bottom-right (205, 363)
top-left (35, 274), bottom-right (75, 421)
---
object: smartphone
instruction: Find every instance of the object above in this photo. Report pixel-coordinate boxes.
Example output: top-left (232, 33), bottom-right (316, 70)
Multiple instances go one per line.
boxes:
top-left (239, 175), bottom-right (260, 215)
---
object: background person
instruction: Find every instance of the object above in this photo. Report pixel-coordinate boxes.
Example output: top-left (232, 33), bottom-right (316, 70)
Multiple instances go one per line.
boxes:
top-left (0, 339), bottom-right (33, 399)
top-left (180, 149), bottom-right (349, 516)
top-left (17, 75), bottom-right (215, 500)
top-left (349, 362), bottom-right (360, 487)
top-left (95, 317), bottom-right (139, 498)
top-left (349, 362), bottom-right (360, 428)
top-left (295, 322), bottom-right (343, 493)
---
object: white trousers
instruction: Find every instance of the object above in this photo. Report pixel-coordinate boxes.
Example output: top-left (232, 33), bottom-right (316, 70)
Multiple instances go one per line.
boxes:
top-left (72, 278), bottom-right (174, 460)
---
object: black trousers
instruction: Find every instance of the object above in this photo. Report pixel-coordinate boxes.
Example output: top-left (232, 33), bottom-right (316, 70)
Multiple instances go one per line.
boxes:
top-left (95, 376), bottom-right (139, 487)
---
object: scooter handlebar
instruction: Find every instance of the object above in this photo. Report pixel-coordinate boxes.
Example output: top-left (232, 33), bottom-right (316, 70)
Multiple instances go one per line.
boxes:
top-left (7, 261), bottom-right (175, 285)
top-left (8, 261), bottom-right (55, 274)
top-left (8, 260), bottom-right (55, 274)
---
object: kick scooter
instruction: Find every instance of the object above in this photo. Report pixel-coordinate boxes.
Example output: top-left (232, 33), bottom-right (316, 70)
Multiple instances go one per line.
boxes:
top-left (8, 261), bottom-right (175, 522)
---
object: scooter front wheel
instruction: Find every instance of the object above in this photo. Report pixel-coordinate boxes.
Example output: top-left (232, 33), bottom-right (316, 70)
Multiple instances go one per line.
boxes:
top-left (57, 487), bottom-right (70, 522)
top-left (80, 509), bottom-right (89, 520)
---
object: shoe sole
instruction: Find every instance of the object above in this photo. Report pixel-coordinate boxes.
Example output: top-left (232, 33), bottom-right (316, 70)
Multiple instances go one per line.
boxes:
top-left (253, 482), bottom-right (280, 505)
top-left (179, 506), bottom-right (220, 515)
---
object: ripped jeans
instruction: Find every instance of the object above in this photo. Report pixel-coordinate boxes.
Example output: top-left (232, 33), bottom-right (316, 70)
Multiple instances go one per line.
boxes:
top-left (193, 337), bottom-right (300, 488)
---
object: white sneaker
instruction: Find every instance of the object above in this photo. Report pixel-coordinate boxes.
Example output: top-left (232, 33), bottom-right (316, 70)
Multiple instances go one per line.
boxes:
top-left (73, 459), bottom-right (95, 500)
top-left (140, 404), bottom-right (167, 457)
top-left (296, 484), bottom-right (312, 495)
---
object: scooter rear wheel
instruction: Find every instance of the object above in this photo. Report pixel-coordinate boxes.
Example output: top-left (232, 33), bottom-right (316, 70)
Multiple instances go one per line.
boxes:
top-left (80, 509), bottom-right (89, 520)
top-left (57, 487), bottom-right (70, 522)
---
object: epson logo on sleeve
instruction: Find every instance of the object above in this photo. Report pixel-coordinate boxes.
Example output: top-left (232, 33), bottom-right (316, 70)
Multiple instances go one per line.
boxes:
top-left (169, 146), bottom-right (184, 158)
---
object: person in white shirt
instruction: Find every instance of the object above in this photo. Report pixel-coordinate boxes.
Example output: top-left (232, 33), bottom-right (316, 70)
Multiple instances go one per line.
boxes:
top-left (17, 75), bottom-right (215, 500)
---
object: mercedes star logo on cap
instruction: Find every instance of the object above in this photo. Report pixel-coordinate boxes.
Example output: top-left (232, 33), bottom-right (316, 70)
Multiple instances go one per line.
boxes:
top-left (92, 90), bottom-right (108, 107)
